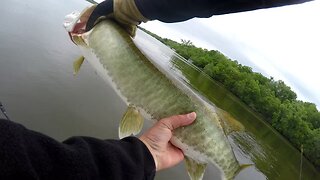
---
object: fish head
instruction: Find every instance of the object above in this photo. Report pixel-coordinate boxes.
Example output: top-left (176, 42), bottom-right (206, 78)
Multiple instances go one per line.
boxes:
top-left (63, 6), bottom-right (96, 45)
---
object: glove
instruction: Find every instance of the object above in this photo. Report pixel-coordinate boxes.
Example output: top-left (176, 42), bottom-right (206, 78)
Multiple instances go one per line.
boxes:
top-left (85, 0), bottom-right (148, 37)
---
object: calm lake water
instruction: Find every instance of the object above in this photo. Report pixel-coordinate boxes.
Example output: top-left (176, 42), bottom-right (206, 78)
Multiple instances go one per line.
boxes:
top-left (0, 0), bottom-right (319, 179)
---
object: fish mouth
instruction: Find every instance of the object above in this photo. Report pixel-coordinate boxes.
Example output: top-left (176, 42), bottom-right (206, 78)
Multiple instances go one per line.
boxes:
top-left (63, 6), bottom-right (96, 44)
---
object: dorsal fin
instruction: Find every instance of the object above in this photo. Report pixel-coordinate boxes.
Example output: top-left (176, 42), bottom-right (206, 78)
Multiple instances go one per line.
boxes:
top-left (233, 164), bottom-right (253, 178)
top-left (216, 109), bottom-right (244, 135)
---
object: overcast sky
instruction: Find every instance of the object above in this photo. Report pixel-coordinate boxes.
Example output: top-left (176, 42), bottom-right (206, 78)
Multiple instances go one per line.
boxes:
top-left (139, 0), bottom-right (320, 109)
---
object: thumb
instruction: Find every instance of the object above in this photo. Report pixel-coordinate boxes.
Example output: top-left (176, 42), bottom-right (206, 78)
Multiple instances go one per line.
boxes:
top-left (159, 112), bottom-right (196, 131)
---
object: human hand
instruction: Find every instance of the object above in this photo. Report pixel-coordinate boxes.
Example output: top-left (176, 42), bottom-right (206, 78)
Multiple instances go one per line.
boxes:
top-left (139, 112), bottom-right (196, 171)
top-left (85, 0), bottom-right (148, 36)
top-left (64, 0), bottom-right (148, 38)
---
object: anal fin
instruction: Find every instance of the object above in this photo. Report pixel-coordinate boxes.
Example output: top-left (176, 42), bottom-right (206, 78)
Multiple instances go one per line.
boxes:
top-left (119, 105), bottom-right (144, 139)
top-left (185, 157), bottom-right (207, 180)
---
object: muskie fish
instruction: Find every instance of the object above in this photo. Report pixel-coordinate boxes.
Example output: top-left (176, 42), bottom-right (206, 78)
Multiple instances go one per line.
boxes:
top-left (64, 8), bottom-right (250, 180)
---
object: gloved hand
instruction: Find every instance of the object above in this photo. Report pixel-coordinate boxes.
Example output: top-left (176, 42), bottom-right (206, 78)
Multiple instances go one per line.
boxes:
top-left (85, 0), bottom-right (149, 37)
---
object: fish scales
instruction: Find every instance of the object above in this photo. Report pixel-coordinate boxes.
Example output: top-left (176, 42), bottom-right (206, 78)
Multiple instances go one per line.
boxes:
top-left (89, 23), bottom-right (194, 118)
top-left (75, 20), bottom-right (241, 180)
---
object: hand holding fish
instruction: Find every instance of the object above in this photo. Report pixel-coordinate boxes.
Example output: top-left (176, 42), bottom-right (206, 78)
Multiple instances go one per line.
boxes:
top-left (85, 0), bottom-right (148, 36)
top-left (64, 0), bottom-right (148, 37)
top-left (139, 112), bottom-right (196, 171)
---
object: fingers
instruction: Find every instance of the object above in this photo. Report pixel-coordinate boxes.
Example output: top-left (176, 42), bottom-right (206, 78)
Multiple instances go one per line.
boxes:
top-left (86, 1), bottom-right (113, 31)
top-left (159, 112), bottom-right (196, 131)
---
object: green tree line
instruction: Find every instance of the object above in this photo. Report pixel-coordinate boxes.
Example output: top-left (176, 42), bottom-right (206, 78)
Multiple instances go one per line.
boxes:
top-left (139, 27), bottom-right (320, 169)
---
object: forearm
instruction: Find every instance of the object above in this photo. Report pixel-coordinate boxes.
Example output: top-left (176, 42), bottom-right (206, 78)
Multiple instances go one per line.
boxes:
top-left (134, 0), bottom-right (313, 22)
top-left (0, 119), bottom-right (155, 180)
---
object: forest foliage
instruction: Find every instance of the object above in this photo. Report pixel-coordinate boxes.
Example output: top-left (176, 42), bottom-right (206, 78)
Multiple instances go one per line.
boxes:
top-left (139, 27), bottom-right (320, 169)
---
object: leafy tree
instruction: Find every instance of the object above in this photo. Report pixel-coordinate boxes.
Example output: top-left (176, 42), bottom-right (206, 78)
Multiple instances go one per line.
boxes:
top-left (270, 80), bottom-right (297, 102)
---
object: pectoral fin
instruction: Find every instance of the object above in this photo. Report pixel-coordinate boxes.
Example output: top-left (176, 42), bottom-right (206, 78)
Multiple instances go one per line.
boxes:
top-left (185, 157), bottom-right (207, 180)
top-left (217, 109), bottom-right (244, 135)
top-left (73, 56), bottom-right (85, 75)
top-left (119, 105), bottom-right (144, 139)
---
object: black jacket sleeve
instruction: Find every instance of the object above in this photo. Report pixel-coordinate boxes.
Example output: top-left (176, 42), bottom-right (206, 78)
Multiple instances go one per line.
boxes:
top-left (0, 118), bottom-right (155, 180)
top-left (134, 0), bottom-right (313, 22)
